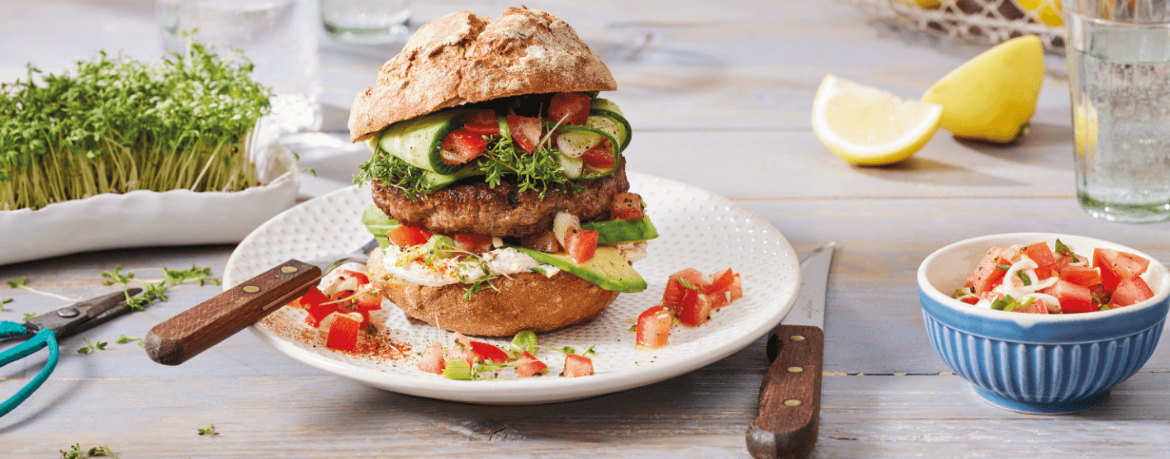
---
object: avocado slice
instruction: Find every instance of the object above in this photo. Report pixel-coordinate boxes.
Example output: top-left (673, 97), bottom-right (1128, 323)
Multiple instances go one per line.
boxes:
top-left (582, 217), bottom-right (658, 245)
top-left (360, 204), bottom-right (400, 249)
top-left (515, 246), bottom-right (647, 293)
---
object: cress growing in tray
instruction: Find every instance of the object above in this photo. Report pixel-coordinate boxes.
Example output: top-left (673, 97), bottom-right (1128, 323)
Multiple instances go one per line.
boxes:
top-left (953, 238), bottom-right (1155, 314)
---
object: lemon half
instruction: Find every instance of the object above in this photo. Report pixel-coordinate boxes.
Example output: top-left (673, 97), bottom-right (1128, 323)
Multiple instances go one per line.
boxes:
top-left (812, 75), bottom-right (942, 166)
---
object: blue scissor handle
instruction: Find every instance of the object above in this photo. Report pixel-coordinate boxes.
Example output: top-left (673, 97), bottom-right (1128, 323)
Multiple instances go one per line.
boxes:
top-left (0, 321), bottom-right (59, 417)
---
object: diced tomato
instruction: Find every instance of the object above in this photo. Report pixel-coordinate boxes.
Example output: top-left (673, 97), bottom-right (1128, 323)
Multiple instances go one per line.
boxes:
top-left (1059, 266), bottom-right (1102, 288)
top-left (1094, 248), bottom-right (1151, 291)
top-left (339, 270), bottom-right (370, 285)
top-left (1110, 277), bottom-right (1155, 307)
top-left (326, 313), bottom-right (362, 352)
top-left (563, 354), bottom-right (594, 378)
top-left (611, 192), bottom-right (645, 220)
top-left (1041, 279), bottom-right (1095, 314)
top-left (302, 286), bottom-right (340, 328)
top-left (729, 273), bottom-right (743, 301)
top-left (388, 225), bottom-right (432, 247)
top-left (704, 269), bottom-right (739, 308)
top-left (515, 351), bottom-right (548, 378)
top-left (470, 341), bottom-right (508, 364)
top-left (677, 288), bottom-right (713, 327)
top-left (507, 115), bottom-right (543, 153)
top-left (446, 347), bottom-right (478, 368)
top-left (299, 285), bottom-right (329, 308)
top-left (1023, 242), bottom-right (1057, 279)
top-left (440, 128), bottom-right (489, 165)
top-left (463, 109), bottom-right (500, 135)
top-left (353, 283), bottom-right (383, 312)
top-left (417, 342), bottom-right (446, 375)
top-left (663, 268), bottom-right (704, 307)
top-left (581, 139), bottom-right (616, 170)
top-left (636, 305), bottom-right (672, 348)
top-left (548, 92), bottom-right (591, 126)
top-left (564, 227), bottom-right (599, 264)
top-left (959, 296), bottom-right (979, 305)
top-left (454, 233), bottom-right (494, 254)
top-left (1021, 299), bottom-right (1050, 314)
top-left (966, 247), bottom-right (1009, 295)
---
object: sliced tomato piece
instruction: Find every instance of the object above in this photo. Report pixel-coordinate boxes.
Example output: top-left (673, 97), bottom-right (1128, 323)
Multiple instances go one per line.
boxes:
top-left (1023, 242), bottom-right (1057, 279)
top-left (548, 92), bottom-right (591, 126)
top-left (564, 227), bottom-right (599, 264)
top-left (1094, 248), bottom-right (1151, 291)
top-left (463, 109), bottom-right (500, 135)
top-left (440, 128), bottom-right (489, 165)
top-left (516, 351), bottom-right (549, 378)
top-left (339, 270), bottom-right (370, 286)
top-left (470, 341), bottom-right (509, 364)
top-left (1020, 298), bottom-right (1050, 314)
top-left (703, 269), bottom-right (738, 308)
top-left (388, 225), bottom-right (432, 247)
top-left (507, 115), bottom-right (543, 153)
top-left (563, 354), bottom-right (594, 378)
top-left (454, 233), bottom-right (494, 254)
top-left (663, 268), bottom-right (704, 307)
top-left (581, 139), bottom-right (616, 170)
top-left (446, 346), bottom-right (478, 368)
top-left (417, 342), bottom-right (446, 375)
top-left (326, 313), bottom-right (362, 352)
top-left (636, 305), bottom-right (673, 349)
top-left (1041, 279), bottom-right (1095, 314)
top-left (1059, 266), bottom-right (1102, 288)
top-left (302, 286), bottom-right (340, 328)
top-left (677, 288), bottom-right (713, 327)
top-left (353, 283), bottom-right (382, 312)
top-left (959, 296), bottom-right (979, 305)
top-left (1110, 277), bottom-right (1155, 307)
top-left (965, 247), bottom-right (1009, 295)
top-left (611, 192), bottom-right (645, 220)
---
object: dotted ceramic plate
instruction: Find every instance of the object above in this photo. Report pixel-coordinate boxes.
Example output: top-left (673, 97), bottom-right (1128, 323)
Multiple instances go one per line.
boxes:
top-left (225, 173), bottom-right (800, 404)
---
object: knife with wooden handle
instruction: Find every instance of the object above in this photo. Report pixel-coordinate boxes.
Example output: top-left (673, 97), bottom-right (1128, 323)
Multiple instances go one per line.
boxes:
top-left (746, 242), bottom-right (834, 459)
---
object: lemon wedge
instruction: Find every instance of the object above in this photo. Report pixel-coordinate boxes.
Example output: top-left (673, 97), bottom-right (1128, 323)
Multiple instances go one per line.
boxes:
top-left (812, 75), bottom-right (942, 166)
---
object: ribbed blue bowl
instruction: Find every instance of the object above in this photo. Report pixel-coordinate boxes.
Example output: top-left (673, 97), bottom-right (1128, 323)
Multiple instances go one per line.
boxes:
top-left (918, 233), bottom-right (1170, 414)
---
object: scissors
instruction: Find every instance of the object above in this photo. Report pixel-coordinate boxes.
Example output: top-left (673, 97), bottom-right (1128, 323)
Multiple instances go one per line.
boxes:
top-left (0, 288), bottom-right (141, 417)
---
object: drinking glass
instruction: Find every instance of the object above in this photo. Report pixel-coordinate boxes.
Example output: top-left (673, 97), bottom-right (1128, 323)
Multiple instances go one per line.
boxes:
top-left (1065, 0), bottom-right (1170, 222)
top-left (156, 0), bottom-right (322, 135)
top-left (320, 0), bottom-right (412, 45)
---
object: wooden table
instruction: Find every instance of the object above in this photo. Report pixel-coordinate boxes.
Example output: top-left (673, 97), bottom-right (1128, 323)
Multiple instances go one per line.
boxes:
top-left (4, 1), bottom-right (1170, 457)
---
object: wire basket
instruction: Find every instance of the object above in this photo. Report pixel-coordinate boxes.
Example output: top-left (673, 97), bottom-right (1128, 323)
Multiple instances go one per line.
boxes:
top-left (844, 0), bottom-right (1067, 53)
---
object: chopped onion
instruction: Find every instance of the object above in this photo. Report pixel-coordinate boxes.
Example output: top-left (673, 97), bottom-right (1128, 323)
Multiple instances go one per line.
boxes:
top-left (552, 212), bottom-right (580, 248)
top-left (558, 154), bottom-right (584, 178)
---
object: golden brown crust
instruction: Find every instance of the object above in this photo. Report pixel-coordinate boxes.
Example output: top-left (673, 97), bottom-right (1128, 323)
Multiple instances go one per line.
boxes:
top-left (349, 6), bottom-right (617, 142)
top-left (368, 248), bottom-right (617, 336)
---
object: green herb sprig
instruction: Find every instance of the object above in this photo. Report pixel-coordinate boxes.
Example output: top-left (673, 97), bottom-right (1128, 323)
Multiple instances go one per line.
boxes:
top-left (198, 424), bottom-right (219, 436)
top-left (0, 39), bottom-right (271, 211)
top-left (101, 265), bottom-right (220, 310)
top-left (77, 338), bottom-right (108, 355)
top-left (116, 335), bottom-right (145, 348)
top-left (60, 444), bottom-right (117, 459)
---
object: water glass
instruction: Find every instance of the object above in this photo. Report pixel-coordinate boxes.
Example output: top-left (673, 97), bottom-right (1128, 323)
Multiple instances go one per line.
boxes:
top-left (156, 0), bottom-right (322, 134)
top-left (1065, 0), bottom-right (1170, 222)
top-left (320, 0), bottom-right (412, 45)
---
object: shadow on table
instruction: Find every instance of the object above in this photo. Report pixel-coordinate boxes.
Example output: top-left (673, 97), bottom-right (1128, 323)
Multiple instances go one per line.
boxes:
top-left (851, 157), bottom-right (1024, 188)
top-left (954, 122), bottom-right (1075, 171)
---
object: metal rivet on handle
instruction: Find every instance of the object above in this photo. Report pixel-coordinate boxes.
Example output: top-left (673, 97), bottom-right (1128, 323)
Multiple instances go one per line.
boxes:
top-left (788, 366), bottom-right (804, 373)
top-left (784, 399), bottom-right (802, 407)
top-left (56, 306), bottom-right (80, 318)
top-left (790, 335), bottom-right (806, 342)
top-left (281, 266), bottom-right (298, 273)
top-left (242, 285), bottom-right (261, 293)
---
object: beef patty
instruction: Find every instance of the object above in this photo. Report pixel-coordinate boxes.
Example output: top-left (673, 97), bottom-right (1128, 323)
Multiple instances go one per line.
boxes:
top-left (372, 160), bottom-right (629, 238)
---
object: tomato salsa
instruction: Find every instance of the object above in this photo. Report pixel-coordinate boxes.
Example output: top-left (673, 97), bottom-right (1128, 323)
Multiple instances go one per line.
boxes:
top-left (953, 239), bottom-right (1155, 314)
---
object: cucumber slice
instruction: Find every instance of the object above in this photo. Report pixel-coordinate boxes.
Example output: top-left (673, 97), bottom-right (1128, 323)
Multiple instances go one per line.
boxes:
top-left (590, 98), bottom-right (624, 115)
top-left (420, 165), bottom-right (485, 190)
top-left (557, 154), bottom-right (584, 178)
top-left (553, 124), bottom-right (622, 179)
top-left (590, 99), bottom-right (631, 153)
top-left (515, 246), bottom-right (647, 292)
top-left (556, 129), bottom-right (601, 158)
top-left (377, 109), bottom-right (466, 175)
top-left (582, 216), bottom-right (658, 245)
top-left (360, 204), bottom-right (400, 249)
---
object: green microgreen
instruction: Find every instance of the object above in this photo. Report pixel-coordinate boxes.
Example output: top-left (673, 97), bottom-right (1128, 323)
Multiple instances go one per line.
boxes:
top-left (545, 345), bottom-right (596, 356)
top-left (23, 312), bottom-right (37, 321)
top-left (995, 264), bottom-right (1011, 271)
top-left (0, 40), bottom-right (271, 211)
top-left (116, 335), bottom-right (145, 348)
top-left (60, 444), bottom-right (117, 459)
top-left (7, 276), bottom-right (81, 302)
top-left (1017, 271), bottom-right (1032, 286)
top-left (198, 424), bottom-right (219, 436)
top-left (676, 277), bottom-right (702, 291)
top-left (101, 265), bottom-right (220, 311)
top-left (77, 338), bottom-right (108, 355)
top-left (1054, 239), bottom-right (1078, 263)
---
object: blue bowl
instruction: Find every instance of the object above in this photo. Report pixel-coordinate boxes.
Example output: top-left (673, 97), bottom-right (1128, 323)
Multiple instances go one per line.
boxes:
top-left (918, 233), bottom-right (1170, 414)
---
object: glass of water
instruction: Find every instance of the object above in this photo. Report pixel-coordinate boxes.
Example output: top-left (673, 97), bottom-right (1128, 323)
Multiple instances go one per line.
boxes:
top-left (1065, 1), bottom-right (1170, 222)
top-left (320, 0), bottom-right (412, 45)
top-left (156, 0), bottom-right (322, 135)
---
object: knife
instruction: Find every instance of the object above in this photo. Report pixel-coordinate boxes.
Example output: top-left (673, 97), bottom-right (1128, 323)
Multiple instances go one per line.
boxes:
top-left (746, 242), bottom-right (834, 459)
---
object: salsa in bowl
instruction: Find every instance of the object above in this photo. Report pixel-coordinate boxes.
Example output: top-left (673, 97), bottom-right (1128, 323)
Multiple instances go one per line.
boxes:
top-left (917, 233), bottom-right (1170, 414)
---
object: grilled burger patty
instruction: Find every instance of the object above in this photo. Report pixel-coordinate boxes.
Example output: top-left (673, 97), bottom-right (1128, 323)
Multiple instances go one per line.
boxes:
top-left (372, 160), bottom-right (630, 238)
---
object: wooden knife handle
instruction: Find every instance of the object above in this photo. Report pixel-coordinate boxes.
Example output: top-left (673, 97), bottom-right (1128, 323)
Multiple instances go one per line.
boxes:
top-left (746, 325), bottom-right (824, 459)
top-left (145, 260), bottom-right (321, 366)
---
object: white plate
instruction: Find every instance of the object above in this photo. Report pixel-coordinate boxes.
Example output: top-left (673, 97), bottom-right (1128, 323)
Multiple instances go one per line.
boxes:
top-left (224, 173), bottom-right (800, 404)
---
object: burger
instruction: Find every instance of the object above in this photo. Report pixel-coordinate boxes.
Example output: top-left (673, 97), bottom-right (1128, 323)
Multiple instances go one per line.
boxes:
top-left (349, 7), bottom-right (656, 337)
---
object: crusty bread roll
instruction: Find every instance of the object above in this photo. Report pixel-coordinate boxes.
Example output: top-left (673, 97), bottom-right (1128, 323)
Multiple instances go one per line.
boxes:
top-left (348, 6), bottom-right (617, 142)
top-left (368, 247), bottom-right (617, 336)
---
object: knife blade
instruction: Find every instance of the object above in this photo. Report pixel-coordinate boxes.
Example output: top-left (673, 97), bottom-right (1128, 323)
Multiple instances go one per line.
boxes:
top-left (746, 242), bottom-right (834, 459)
